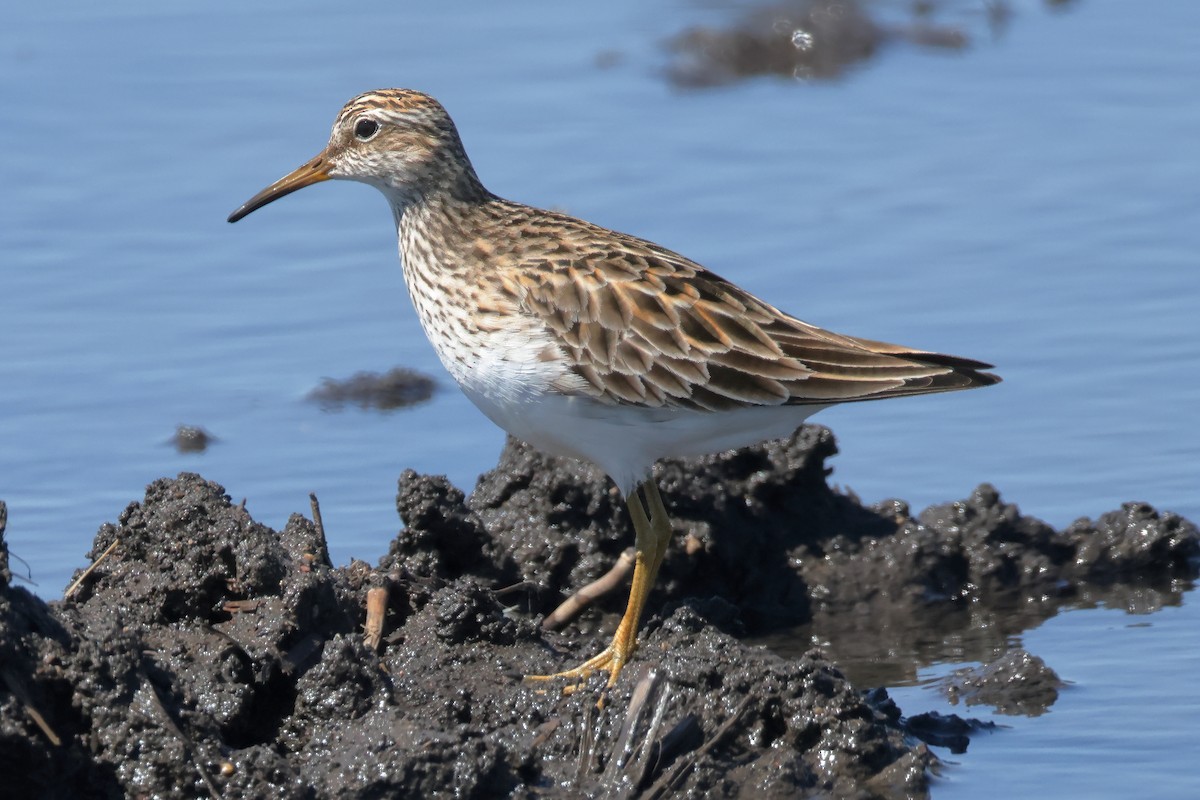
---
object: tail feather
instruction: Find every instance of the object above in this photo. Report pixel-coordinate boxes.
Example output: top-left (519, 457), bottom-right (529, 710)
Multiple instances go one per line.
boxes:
top-left (779, 331), bottom-right (1000, 406)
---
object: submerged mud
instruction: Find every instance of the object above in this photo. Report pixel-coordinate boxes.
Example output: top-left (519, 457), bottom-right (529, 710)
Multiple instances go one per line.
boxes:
top-left (306, 366), bottom-right (436, 412)
top-left (1, 426), bottom-right (1196, 798)
top-left (664, 0), bottom-right (1000, 88)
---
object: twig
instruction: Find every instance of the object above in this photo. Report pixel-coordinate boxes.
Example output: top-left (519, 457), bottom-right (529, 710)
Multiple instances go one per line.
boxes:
top-left (0, 500), bottom-right (10, 585)
top-left (309, 493), bottom-right (325, 542)
top-left (306, 492), bottom-right (335, 567)
top-left (363, 586), bottom-right (389, 651)
top-left (644, 695), bottom-right (755, 799)
top-left (221, 599), bottom-right (261, 614)
top-left (64, 538), bottom-right (120, 600)
top-left (543, 548), bottom-right (635, 631)
top-left (529, 717), bottom-right (561, 750)
top-left (141, 670), bottom-right (221, 799)
top-left (203, 625), bottom-right (254, 661)
top-left (605, 667), bottom-right (660, 778)
top-left (647, 712), bottom-right (702, 785)
top-left (631, 682), bottom-right (674, 789)
top-left (1, 668), bottom-right (61, 746)
top-left (575, 700), bottom-right (603, 786)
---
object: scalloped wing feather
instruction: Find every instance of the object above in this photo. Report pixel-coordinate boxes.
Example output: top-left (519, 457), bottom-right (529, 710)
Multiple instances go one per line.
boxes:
top-left (491, 210), bottom-right (998, 412)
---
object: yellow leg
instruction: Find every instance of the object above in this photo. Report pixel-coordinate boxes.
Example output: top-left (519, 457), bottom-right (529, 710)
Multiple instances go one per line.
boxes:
top-left (643, 480), bottom-right (672, 576)
top-left (526, 478), bottom-right (673, 690)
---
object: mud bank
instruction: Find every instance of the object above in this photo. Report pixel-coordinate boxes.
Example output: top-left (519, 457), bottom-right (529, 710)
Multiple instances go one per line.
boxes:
top-left (2, 426), bottom-right (1196, 798)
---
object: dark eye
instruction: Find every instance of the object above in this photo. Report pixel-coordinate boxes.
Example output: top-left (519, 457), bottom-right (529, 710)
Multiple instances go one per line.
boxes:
top-left (354, 118), bottom-right (380, 141)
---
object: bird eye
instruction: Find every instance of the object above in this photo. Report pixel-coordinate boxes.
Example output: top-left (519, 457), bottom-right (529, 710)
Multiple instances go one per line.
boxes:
top-left (354, 118), bottom-right (380, 141)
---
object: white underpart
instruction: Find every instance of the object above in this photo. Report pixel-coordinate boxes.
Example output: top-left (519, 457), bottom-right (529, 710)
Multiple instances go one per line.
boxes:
top-left (411, 281), bottom-right (828, 495)
top-left (488, 393), bottom-right (830, 497)
top-left (445, 325), bottom-right (830, 496)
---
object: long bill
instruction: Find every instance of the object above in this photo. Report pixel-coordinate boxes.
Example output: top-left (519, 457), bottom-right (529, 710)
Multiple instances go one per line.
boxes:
top-left (227, 154), bottom-right (331, 223)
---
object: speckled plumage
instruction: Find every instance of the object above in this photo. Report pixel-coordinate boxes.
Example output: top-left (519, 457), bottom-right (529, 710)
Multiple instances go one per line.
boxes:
top-left (229, 89), bottom-right (999, 689)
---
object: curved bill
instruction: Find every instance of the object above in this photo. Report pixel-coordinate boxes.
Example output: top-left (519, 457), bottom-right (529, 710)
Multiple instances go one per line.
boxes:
top-left (227, 154), bottom-right (331, 223)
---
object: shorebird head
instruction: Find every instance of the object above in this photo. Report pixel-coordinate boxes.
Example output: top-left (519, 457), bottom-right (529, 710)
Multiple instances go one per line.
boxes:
top-left (228, 89), bottom-right (481, 223)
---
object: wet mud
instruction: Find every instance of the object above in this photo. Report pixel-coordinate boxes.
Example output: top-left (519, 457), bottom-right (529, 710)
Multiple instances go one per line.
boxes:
top-left (306, 367), bottom-right (436, 412)
top-left (2, 426), bottom-right (1197, 798)
top-left (664, 0), bottom-right (1005, 88)
top-left (172, 425), bottom-right (217, 454)
top-left (939, 650), bottom-right (1063, 717)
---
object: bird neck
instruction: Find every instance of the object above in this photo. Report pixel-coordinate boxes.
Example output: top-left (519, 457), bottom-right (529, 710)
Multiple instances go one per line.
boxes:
top-left (391, 172), bottom-right (500, 285)
top-left (387, 154), bottom-right (492, 227)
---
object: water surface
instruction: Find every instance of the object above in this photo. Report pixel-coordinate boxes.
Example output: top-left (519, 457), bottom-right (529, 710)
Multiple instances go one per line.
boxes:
top-left (2, 2), bottom-right (1197, 796)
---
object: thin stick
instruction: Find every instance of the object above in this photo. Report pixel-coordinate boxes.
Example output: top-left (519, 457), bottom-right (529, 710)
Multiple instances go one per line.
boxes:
top-left (575, 700), bottom-right (602, 786)
top-left (493, 580), bottom-right (533, 597)
top-left (0, 500), bottom-right (10, 584)
top-left (309, 493), bottom-right (325, 541)
top-left (606, 667), bottom-right (660, 776)
top-left (0, 668), bottom-right (61, 746)
top-left (306, 492), bottom-right (335, 567)
top-left (363, 586), bottom-right (389, 651)
top-left (530, 717), bottom-right (561, 749)
top-left (644, 695), bottom-right (755, 799)
top-left (142, 671), bottom-right (221, 799)
top-left (64, 538), bottom-right (120, 600)
top-left (631, 682), bottom-right (673, 788)
top-left (542, 548), bottom-right (636, 631)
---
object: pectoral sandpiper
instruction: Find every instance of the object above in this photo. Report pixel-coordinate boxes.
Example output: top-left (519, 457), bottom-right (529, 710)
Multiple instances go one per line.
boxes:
top-left (228, 89), bottom-right (999, 690)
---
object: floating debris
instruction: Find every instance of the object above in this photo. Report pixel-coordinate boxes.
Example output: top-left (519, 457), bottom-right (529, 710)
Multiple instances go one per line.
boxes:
top-left (666, 0), bottom-right (1001, 87)
top-left (172, 425), bottom-right (215, 453)
top-left (307, 366), bottom-right (435, 411)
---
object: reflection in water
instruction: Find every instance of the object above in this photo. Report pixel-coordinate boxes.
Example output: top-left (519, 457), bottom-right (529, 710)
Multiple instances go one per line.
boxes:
top-left (757, 576), bottom-right (1193, 693)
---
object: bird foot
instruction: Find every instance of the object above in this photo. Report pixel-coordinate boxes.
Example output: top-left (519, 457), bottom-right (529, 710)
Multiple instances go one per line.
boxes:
top-left (524, 642), bottom-right (633, 697)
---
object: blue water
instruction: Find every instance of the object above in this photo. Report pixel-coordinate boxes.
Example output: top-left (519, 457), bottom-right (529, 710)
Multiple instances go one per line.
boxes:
top-left (2, 2), bottom-right (1197, 796)
top-left (888, 600), bottom-right (1200, 800)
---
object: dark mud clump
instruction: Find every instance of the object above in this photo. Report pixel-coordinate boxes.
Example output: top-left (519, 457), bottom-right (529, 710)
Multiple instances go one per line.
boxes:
top-left (900, 710), bottom-right (997, 755)
top-left (307, 366), bottom-right (436, 411)
top-left (1, 425), bottom-right (1197, 797)
top-left (0, 471), bottom-right (929, 798)
top-left (665, 0), bottom-right (981, 88)
top-left (172, 424), bottom-right (216, 453)
top-left (476, 429), bottom-right (1198, 640)
top-left (940, 649), bottom-right (1064, 717)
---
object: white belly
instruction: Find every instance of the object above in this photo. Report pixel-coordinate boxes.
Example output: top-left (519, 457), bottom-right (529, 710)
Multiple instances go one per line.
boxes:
top-left (463, 383), bottom-right (827, 496)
